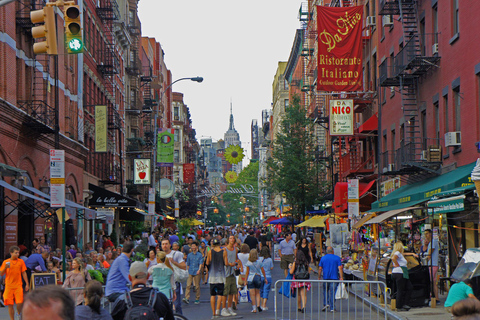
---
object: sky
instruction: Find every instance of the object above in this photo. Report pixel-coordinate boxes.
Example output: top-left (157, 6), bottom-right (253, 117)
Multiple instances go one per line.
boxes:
top-left (138, 1), bottom-right (304, 162)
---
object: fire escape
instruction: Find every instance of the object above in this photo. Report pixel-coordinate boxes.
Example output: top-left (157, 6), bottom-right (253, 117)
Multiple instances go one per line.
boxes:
top-left (16, 0), bottom-right (56, 136)
top-left (96, 0), bottom-right (122, 185)
top-left (141, 66), bottom-right (156, 147)
top-left (378, 0), bottom-right (441, 178)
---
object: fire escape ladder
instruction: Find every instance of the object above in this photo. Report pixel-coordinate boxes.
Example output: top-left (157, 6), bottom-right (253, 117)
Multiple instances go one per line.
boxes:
top-left (398, 0), bottom-right (421, 59)
top-left (399, 77), bottom-right (422, 166)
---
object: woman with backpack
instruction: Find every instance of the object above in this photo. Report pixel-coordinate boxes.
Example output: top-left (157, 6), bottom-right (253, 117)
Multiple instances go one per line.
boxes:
top-left (259, 246), bottom-right (274, 311)
top-left (75, 280), bottom-right (112, 319)
top-left (63, 257), bottom-right (91, 306)
top-left (289, 250), bottom-right (311, 313)
top-left (148, 251), bottom-right (176, 303)
top-left (245, 249), bottom-right (268, 313)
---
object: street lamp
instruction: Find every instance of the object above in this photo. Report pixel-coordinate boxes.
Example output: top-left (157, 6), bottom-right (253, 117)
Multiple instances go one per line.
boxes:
top-left (150, 76), bottom-right (203, 225)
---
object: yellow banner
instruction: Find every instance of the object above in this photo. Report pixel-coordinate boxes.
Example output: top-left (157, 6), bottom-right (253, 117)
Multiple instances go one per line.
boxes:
top-left (95, 105), bottom-right (107, 152)
top-left (50, 178), bottom-right (65, 184)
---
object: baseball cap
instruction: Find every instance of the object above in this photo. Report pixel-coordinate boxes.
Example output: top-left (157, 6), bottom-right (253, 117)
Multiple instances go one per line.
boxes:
top-left (129, 261), bottom-right (148, 279)
top-left (212, 239), bottom-right (220, 246)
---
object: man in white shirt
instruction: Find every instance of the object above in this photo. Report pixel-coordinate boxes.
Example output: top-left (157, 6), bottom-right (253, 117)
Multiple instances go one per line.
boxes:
top-left (148, 231), bottom-right (157, 251)
top-left (162, 239), bottom-right (187, 315)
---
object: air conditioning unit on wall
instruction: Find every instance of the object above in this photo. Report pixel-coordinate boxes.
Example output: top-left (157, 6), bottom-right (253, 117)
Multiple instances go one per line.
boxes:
top-left (383, 15), bottom-right (393, 26)
top-left (432, 43), bottom-right (439, 54)
top-left (366, 16), bottom-right (376, 27)
top-left (445, 131), bottom-right (461, 147)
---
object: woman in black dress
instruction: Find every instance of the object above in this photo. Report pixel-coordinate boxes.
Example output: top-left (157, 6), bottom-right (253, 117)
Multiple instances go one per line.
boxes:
top-left (297, 237), bottom-right (314, 264)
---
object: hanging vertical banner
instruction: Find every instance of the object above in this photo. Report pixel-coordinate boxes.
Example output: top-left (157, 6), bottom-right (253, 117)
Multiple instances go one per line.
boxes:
top-left (175, 199), bottom-right (180, 218)
top-left (157, 128), bottom-right (174, 167)
top-left (183, 163), bottom-right (195, 184)
top-left (134, 159), bottom-right (151, 184)
top-left (148, 188), bottom-right (155, 215)
top-left (330, 99), bottom-right (354, 135)
top-left (348, 179), bottom-right (359, 218)
top-left (317, 6), bottom-right (363, 91)
top-left (95, 105), bottom-right (107, 152)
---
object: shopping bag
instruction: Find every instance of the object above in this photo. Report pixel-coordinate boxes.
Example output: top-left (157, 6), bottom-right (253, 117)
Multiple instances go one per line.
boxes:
top-left (278, 272), bottom-right (295, 298)
top-left (335, 283), bottom-right (348, 300)
top-left (239, 286), bottom-right (251, 303)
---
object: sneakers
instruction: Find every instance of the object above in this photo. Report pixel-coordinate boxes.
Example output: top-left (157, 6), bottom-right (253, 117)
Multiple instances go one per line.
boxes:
top-left (227, 307), bottom-right (237, 316)
top-left (221, 308), bottom-right (232, 317)
top-left (258, 306), bottom-right (262, 312)
top-left (330, 309), bottom-right (336, 313)
top-left (322, 305), bottom-right (329, 311)
top-left (183, 298), bottom-right (189, 304)
top-left (194, 300), bottom-right (200, 304)
top-left (216, 309), bottom-right (221, 316)
top-left (261, 306), bottom-right (269, 311)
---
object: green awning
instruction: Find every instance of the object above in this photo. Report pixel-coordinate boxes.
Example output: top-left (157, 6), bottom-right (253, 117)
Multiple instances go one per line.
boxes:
top-left (431, 184), bottom-right (475, 198)
top-left (371, 161), bottom-right (476, 212)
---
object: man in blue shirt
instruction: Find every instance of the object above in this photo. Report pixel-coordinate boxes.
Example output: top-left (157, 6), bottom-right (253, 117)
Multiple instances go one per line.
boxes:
top-left (184, 241), bottom-right (204, 305)
top-left (25, 251), bottom-right (48, 281)
top-left (279, 232), bottom-right (296, 277)
top-left (318, 246), bottom-right (343, 312)
top-left (105, 241), bottom-right (134, 302)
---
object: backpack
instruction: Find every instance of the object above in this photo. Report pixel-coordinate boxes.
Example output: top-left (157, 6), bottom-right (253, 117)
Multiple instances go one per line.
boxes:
top-left (124, 289), bottom-right (158, 320)
top-left (294, 264), bottom-right (310, 280)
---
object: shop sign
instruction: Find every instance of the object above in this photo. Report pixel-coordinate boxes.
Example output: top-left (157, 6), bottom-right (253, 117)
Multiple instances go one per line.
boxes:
top-left (317, 6), bottom-right (363, 91)
top-left (348, 179), bottom-right (359, 218)
top-left (5, 222), bottom-right (17, 244)
top-left (329, 100), bottom-right (354, 136)
top-left (34, 224), bottom-right (44, 239)
top-left (428, 197), bottom-right (465, 213)
top-left (134, 159), bottom-right (151, 185)
top-left (50, 149), bottom-right (65, 207)
top-left (380, 177), bottom-right (401, 198)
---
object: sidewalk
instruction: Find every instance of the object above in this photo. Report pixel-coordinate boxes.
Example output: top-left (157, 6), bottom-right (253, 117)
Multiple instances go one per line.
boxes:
top-left (357, 288), bottom-right (451, 320)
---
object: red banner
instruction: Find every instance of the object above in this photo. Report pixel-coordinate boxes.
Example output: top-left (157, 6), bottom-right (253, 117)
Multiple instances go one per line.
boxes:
top-left (183, 163), bottom-right (195, 184)
top-left (317, 6), bottom-right (363, 92)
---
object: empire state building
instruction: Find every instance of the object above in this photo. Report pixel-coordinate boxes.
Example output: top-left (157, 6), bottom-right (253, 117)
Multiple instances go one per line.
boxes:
top-left (224, 103), bottom-right (242, 173)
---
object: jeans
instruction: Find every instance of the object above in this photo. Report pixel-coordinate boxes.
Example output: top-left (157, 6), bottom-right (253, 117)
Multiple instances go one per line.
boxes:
top-left (323, 282), bottom-right (337, 310)
top-left (174, 282), bottom-right (183, 315)
top-left (260, 277), bottom-right (272, 299)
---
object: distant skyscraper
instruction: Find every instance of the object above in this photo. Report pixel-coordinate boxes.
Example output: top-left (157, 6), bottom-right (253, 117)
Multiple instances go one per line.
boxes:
top-left (251, 120), bottom-right (259, 160)
top-left (224, 102), bottom-right (242, 173)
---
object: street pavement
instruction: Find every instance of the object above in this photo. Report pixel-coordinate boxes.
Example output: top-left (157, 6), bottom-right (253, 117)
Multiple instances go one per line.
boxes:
top-left (0, 260), bottom-right (454, 320)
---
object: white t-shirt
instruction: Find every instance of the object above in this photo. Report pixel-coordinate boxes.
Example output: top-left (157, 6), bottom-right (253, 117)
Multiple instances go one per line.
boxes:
top-left (167, 250), bottom-right (184, 264)
top-left (392, 251), bottom-right (407, 274)
top-left (238, 252), bottom-right (249, 274)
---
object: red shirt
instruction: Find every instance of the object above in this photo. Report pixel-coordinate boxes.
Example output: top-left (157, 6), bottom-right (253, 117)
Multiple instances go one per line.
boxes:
top-left (103, 240), bottom-right (114, 249)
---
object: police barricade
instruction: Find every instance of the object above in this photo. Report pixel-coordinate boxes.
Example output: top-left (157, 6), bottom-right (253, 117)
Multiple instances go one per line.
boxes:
top-left (64, 286), bottom-right (112, 312)
top-left (274, 279), bottom-right (389, 320)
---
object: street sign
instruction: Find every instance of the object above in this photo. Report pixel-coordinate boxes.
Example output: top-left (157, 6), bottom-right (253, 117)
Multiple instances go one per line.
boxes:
top-left (50, 149), bottom-right (65, 207)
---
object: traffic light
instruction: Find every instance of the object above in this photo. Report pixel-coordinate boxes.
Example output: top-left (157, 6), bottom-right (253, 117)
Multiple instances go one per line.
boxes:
top-left (30, 5), bottom-right (58, 55)
top-left (214, 208), bottom-right (219, 214)
top-left (196, 210), bottom-right (202, 216)
top-left (64, 3), bottom-right (83, 54)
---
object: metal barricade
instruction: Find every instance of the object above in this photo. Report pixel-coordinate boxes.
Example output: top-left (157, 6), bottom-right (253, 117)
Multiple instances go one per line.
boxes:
top-left (64, 285), bottom-right (116, 313)
top-left (274, 279), bottom-right (389, 320)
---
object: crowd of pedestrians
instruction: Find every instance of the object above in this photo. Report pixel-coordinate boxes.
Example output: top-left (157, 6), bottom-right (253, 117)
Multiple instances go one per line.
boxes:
top-left (0, 224), bottom-right (344, 320)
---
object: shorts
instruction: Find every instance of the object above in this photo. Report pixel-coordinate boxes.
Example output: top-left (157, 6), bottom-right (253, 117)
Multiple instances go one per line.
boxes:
top-left (429, 266), bottom-right (439, 282)
top-left (210, 283), bottom-right (224, 296)
top-left (4, 286), bottom-right (24, 305)
top-left (280, 254), bottom-right (294, 270)
top-left (260, 277), bottom-right (272, 299)
top-left (223, 275), bottom-right (237, 296)
top-left (247, 275), bottom-right (262, 289)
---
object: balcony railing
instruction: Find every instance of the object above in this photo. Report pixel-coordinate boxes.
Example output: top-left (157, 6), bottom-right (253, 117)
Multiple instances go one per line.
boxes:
top-left (340, 149), bottom-right (375, 180)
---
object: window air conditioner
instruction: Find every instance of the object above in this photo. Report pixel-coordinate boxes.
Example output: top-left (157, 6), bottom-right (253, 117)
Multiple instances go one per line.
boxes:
top-left (383, 15), bottom-right (393, 26)
top-left (445, 131), bottom-right (461, 147)
top-left (432, 43), bottom-right (439, 55)
top-left (366, 16), bottom-right (376, 27)
top-left (420, 150), bottom-right (428, 161)
top-left (388, 163), bottom-right (395, 172)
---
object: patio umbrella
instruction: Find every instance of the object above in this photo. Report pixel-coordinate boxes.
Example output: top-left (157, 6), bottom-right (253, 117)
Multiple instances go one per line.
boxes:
top-left (263, 216), bottom-right (279, 224)
top-left (192, 219), bottom-right (204, 226)
top-left (296, 215), bottom-right (328, 228)
top-left (269, 217), bottom-right (300, 225)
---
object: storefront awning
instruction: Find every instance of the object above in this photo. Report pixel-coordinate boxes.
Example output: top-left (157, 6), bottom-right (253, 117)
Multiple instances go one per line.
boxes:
top-left (352, 213), bottom-right (375, 229)
top-left (365, 206), bottom-right (420, 225)
top-left (358, 113), bottom-right (378, 133)
top-left (262, 216), bottom-right (279, 224)
top-left (0, 180), bottom-right (50, 204)
top-left (0, 163), bottom-right (26, 177)
top-left (297, 215), bottom-right (328, 228)
top-left (371, 161), bottom-right (475, 211)
top-left (23, 185), bottom-right (89, 211)
top-left (89, 183), bottom-right (142, 208)
top-left (334, 180), bottom-right (376, 213)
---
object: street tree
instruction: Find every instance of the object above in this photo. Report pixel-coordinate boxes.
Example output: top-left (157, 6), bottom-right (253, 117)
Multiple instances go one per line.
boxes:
top-left (267, 95), bottom-right (327, 221)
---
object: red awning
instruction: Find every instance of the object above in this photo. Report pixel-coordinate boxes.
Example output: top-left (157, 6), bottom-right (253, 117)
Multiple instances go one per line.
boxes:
top-left (358, 113), bottom-right (378, 133)
top-left (333, 180), bottom-right (376, 214)
top-left (263, 216), bottom-right (279, 224)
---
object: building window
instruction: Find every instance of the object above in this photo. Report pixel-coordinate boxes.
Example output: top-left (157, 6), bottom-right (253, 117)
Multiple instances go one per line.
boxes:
top-left (174, 130), bottom-right (179, 142)
top-left (174, 106), bottom-right (179, 120)
top-left (434, 102), bottom-right (440, 140)
top-left (284, 99), bottom-right (289, 108)
top-left (372, 54), bottom-right (377, 90)
top-left (421, 110), bottom-right (427, 149)
top-left (444, 95), bottom-right (449, 133)
top-left (453, 87), bottom-right (461, 131)
top-left (453, 0), bottom-right (459, 35)
top-left (174, 150), bottom-right (179, 163)
top-left (433, 5), bottom-right (438, 44)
